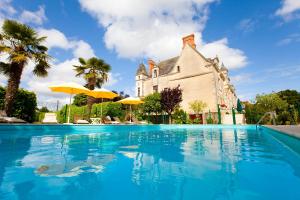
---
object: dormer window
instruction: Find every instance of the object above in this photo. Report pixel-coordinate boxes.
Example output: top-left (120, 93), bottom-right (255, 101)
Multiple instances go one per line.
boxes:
top-left (177, 66), bottom-right (180, 72)
top-left (153, 69), bottom-right (158, 78)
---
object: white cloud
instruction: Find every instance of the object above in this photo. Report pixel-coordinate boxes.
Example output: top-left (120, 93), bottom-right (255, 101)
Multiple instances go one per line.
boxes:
top-left (200, 38), bottom-right (248, 69)
top-left (19, 6), bottom-right (47, 25)
top-left (79, 0), bottom-right (247, 69)
top-left (38, 28), bottom-right (95, 58)
top-left (72, 40), bottom-right (95, 58)
top-left (38, 28), bottom-right (70, 49)
top-left (103, 73), bottom-right (122, 87)
top-left (0, 0), bottom-right (16, 16)
top-left (277, 33), bottom-right (300, 45)
top-left (238, 18), bottom-right (256, 33)
top-left (276, 0), bottom-right (300, 20)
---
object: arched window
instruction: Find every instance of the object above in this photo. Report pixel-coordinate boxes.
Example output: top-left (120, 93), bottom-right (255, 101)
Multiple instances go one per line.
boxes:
top-left (153, 69), bottom-right (157, 78)
top-left (177, 66), bottom-right (180, 72)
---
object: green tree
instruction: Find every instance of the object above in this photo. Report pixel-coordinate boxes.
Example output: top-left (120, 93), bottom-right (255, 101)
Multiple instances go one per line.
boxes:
top-left (160, 86), bottom-right (182, 124)
top-left (236, 98), bottom-right (243, 113)
top-left (256, 93), bottom-right (288, 112)
top-left (189, 100), bottom-right (207, 116)
top-left (0, 86), bottom-right (37, 122)
top-left (142, 92), bottom-right (162, 123)
top-left (278, 90), bottom-right (300, 124)
top-left (39, 106), bottom-right (49, 112)
top-left (73, 93), bottom-right (88, 106)
top-left (0, 20), bottom-right (50, 116)
top-left (73, 57), bottom-right (111, 114)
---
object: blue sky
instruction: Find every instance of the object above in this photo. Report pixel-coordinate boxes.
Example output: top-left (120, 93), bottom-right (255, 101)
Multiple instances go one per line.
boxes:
top-left (0, 0), bottom-right (299, 108)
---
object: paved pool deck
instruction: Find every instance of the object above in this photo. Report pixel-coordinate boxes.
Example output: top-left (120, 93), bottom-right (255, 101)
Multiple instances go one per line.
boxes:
top-left (264, 125), bottom-right (300, 139)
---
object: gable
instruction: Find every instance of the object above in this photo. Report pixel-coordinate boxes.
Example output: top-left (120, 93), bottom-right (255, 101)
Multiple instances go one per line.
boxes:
top-left (170, 44), bottom-right (211, 76)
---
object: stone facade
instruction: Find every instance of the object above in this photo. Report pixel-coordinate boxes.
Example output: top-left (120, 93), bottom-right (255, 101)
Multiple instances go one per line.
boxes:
top-left (135, 34), bottom-right (237, 114)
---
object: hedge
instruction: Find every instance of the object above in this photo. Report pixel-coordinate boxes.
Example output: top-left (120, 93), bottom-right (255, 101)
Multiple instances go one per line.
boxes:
top-left (57, 102), bottom-right (125, 123)
top-left (0, 86), bottom-right (37, 122)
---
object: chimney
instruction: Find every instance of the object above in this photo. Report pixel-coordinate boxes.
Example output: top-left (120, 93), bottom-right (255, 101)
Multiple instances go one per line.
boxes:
top-left (148, 59), bottom-right (155, 75)
top-left (182, 34), bottom-right (196, 49)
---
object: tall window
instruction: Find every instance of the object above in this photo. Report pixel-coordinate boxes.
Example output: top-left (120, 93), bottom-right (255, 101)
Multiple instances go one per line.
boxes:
top-left (153, 69), bottom-right (157, 78)
top-left (153, 85), bottom-right (158, 93)
top-left (138, 87), bottom-right (140, 97)
top-left (177, 66), bottom-right (180, 72)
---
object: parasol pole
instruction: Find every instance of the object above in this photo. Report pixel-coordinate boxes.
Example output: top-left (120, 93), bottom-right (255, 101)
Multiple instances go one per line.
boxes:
top-left (67, 93), bottom-right (72, 124)
top-left (100, 98), bottom-right (103, 124)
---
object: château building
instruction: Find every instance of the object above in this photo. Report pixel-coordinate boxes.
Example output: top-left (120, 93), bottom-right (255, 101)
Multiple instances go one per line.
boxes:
top-left (135, 34), bottom-right (237, 117)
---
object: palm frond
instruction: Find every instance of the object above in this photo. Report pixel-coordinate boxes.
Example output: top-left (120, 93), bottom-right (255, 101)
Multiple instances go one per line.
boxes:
top-left (10, 52), bottom-right (28, 63)
top-left (0, 62), bottom-right (10, 75)
top-left (78, 57), bottom-right (86, 65)
top-left (32, 60), bottom-right (50, 77)
top-left (0, 45), bottom-right (12, 53)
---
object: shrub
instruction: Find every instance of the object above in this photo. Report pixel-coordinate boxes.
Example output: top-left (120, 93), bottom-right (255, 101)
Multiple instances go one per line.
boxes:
top-left (57, 102), bottom-right (125, 123)
top-left (193, 118), bottom-right (201, 124)
top-left (206, 111), bottom-right (214, 124)
top-left (39, 106), bottom-right (49, 112)
top-left (35, 111), bottom-right (46, 122)
top-left (0, 86), bottom-right (37, 122)
top-left (173, 108), bottom-right (187, 124)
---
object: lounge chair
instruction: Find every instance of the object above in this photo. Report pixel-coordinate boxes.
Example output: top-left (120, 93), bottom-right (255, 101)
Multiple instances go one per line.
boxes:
top-left (103, 116), bottom-right (120, 124)
top-left (42, 113), bottom-right (58, 124)
top-left (74, 114), bottom-right (89, 124)
top-left (132, 116), bottom-right (147, 124)
top-left (0, 110), bottom-right (26, 123)
top-left (113, 117), bottom-right (122, 124)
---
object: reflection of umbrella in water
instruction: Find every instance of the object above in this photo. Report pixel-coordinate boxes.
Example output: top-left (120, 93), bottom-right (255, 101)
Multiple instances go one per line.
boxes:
top-left (35, 154), bottom-right (115, 177)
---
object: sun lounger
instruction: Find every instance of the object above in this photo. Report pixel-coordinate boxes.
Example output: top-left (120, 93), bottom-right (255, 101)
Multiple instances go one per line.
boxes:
top-left (74, 115), bottom-right (89, 124)
top-left (132, 116), bottom-right (147, 124)
top-left (42, 113), bottom-right (58, 124)
top-left (103, 116), bottom-right (120, 124)
top-left (0, 110), bottom-right (26, 123)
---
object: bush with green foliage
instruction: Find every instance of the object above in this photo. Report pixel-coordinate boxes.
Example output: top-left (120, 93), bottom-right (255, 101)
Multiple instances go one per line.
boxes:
top-left (142, 93), bottom-right (162, 123)
top-left (0, 86), bottom-right (37, 122)
top-left (39, 106), bottom-right (49, 112)
top-left (57, 102), bottom-right (124, 123)
top-left (172, 108), bottom-right (187, 124)
top-left (73, 93), bottom-right (88, 106)
top-left (189, 100), bottom-right (207, 116)
top-left (206, 111), bottom-right (214, 124)
top-left (35, 111), bottom-right (46, 122)
top-left (244, 91), bottom-right (299, 125)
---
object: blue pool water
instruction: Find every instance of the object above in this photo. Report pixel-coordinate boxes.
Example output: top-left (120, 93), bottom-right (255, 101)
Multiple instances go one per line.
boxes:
top-left (0, 125), bottom-right (300, 200)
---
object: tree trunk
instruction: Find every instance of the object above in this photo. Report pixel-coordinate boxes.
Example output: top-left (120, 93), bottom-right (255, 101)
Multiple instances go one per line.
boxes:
top-left (4, 63), bottom-right (24, 116)
top-left (87, 78), bottom-right (96, 117)
top-left (168, 113), bottom-right (172, 124)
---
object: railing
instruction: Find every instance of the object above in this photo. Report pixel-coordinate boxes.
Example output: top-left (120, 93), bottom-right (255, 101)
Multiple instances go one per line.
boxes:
top-left (256, 111), bottom-right (276, 129)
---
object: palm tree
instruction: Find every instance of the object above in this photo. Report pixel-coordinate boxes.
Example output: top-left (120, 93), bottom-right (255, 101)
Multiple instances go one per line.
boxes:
top-left (73, 57), bottom-right (111, 114)
top-left (0, 20), bottom-right (50, 116)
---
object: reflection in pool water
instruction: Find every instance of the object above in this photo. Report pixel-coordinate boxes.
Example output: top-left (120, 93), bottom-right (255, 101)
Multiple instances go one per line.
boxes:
top-left (0, 125), bottom-right (300, 200)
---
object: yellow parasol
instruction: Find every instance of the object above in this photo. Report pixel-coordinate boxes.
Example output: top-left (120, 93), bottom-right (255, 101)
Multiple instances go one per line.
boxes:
top-left (49, 83), bottom-right (90, 124)
top-left (87, 88), bottom-right (118, 123)
top-left (117, 97), bottom-right (144, 122)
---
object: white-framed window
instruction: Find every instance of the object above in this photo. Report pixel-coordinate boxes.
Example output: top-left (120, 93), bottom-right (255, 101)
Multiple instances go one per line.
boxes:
top-left (138, 87), bottom-right (140, 97)
top-left (153, 69), bottom-right (158, 78)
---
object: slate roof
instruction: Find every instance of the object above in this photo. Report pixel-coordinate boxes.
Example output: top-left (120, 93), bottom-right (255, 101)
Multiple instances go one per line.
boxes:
top-left (157, 56), bottom-right (179, 75)
top-left (136, 63), bottom-right (148, 76)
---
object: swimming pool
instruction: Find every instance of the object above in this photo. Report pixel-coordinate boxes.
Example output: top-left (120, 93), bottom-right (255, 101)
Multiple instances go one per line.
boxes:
top-left (0, 125), bottom-right (300, 200)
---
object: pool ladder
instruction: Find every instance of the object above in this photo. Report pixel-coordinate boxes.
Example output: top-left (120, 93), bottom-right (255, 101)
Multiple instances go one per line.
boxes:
top-left (256, 111), bottom-right (276, 130)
